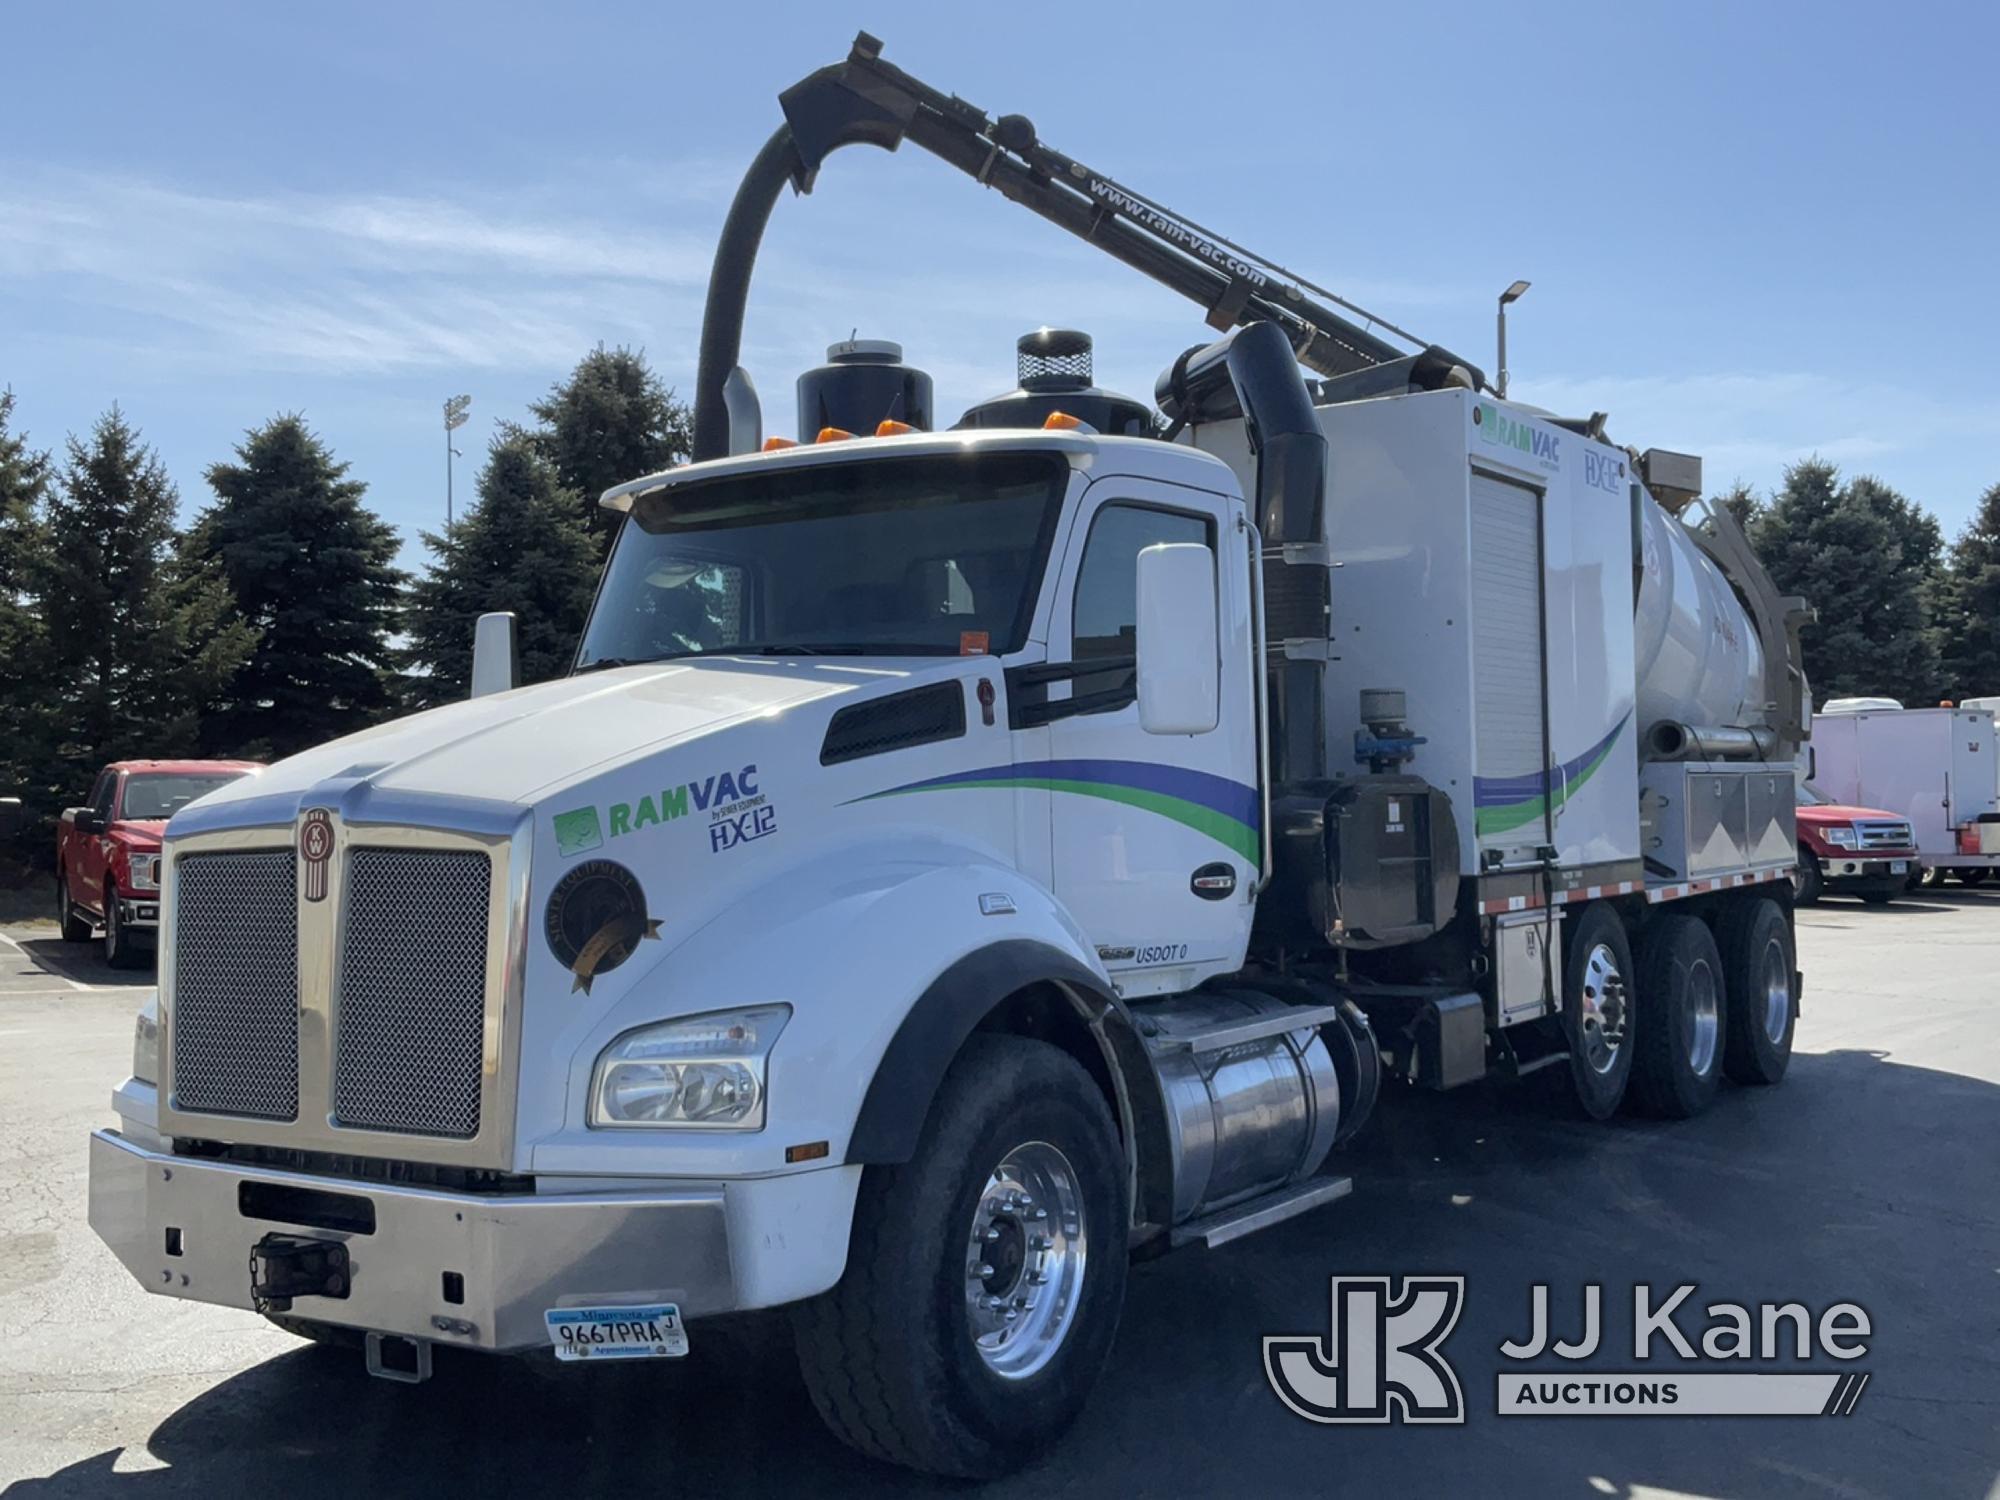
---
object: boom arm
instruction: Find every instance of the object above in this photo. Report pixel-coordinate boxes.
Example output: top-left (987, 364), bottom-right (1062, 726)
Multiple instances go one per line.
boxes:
top-left (692, 32), bottom-right (1483, 459)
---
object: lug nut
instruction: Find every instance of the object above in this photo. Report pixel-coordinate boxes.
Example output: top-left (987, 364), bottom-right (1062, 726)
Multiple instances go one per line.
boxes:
top-left (972, 1262), bottom-right (995, 1279)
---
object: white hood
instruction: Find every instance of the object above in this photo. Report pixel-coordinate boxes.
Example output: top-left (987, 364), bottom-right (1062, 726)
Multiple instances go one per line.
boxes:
top-left (186, 659), bottom-right (879, 816)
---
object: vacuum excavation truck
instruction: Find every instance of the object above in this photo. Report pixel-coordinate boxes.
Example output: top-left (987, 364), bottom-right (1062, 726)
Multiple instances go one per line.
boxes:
top-left (87, 34), bottom-right (1814, 1476)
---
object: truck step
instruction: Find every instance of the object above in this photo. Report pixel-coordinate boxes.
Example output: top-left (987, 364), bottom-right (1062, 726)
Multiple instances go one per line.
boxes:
top-left (1170, 1175), bottom-right (1353, 1250)
top-left (1147, 1002), bottom-right (1348, 1056)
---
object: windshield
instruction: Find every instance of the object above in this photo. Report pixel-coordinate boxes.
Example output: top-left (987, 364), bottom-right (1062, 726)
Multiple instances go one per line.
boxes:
top-left (576, 451), bottom-right (1068, 669)
top-left (122, 772), bottom-right (246, 820)
top-left (1796, 783), bottom-right (1831, 807)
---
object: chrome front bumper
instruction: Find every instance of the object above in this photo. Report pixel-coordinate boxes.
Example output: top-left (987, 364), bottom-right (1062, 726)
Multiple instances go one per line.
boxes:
top-left (116, 894), bottom-right (160, 930)
top-left (90, 1130), bottom-right (745, 1352)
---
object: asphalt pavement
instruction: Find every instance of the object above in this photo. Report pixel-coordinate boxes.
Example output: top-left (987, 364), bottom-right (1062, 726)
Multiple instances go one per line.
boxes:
top-left (2, 891), bottom-right (1997, 1499)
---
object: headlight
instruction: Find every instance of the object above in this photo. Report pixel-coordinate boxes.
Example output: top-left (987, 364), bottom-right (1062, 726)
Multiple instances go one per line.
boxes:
top-left (133, 997), bottom-right (160, 1085)
top-left (590, 1004), bottom-right (790, 1130)
top-left (128, 854), bottom-right (160, 890)
top-left (1824, 827), bottom-right (1858, 848)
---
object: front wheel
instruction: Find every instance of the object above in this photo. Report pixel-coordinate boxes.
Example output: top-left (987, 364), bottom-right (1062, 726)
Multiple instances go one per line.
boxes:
top-left (102, 888), bottom-right (147, 970)
top-left (1792, 847), bottom-right (1823, 906)
top-left (56, 876), bottom-right (92, 943)
top-left (793, 1035), bottom-right (1128, 1478)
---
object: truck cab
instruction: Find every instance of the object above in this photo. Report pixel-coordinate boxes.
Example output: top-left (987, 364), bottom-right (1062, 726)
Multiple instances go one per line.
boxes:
top-left (55, 759), bottom-right (261, 967)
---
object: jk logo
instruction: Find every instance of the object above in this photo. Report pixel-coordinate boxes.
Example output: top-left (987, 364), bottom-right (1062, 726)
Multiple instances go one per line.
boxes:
top-left (1264, 1276), bottom-right (1466, 1424)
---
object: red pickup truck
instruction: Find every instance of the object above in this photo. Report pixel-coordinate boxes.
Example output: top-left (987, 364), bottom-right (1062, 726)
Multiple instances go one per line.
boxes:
top-left (1794, 781), bottom-right (1919, 906)
top-left (56, 760), bottom-right (261, 968)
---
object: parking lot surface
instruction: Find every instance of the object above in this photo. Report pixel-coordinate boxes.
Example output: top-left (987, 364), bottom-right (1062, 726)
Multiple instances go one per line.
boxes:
top-left (2, 893), bottom-right (1997, 1498)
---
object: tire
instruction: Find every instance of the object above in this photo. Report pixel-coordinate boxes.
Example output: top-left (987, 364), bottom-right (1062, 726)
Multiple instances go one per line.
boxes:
top-left (102, 887), bottom-right (147, 970)
top-left (1792, 846), bottom-right (1823, 906)
top-left (793, 1034), bottom-right (1127, 1478)
top-left (1630, 914), bottom-right (1727, 1118)
top-left (1550, 902), bottom-right (1635, 1121)
top-left (1957, 868), bottom-right (1990, 886)
top-left (1904, 865), bottom-right (1925, 893)
top-left (1921, 865), bottom-right (1948, 888)
top-left (263, 1314), bottom-right (364, 1349)
top-left (56, 876), bottom-right (92, 943)
top-left (1717, 897), bottom-right (1796, 1086)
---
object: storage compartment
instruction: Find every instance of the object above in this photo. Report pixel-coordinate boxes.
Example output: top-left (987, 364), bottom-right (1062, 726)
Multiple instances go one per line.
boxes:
top-left (1493, 912), bottom-right (1559, 1027)
top-left (1640, 762), bottom-right (1796, 881)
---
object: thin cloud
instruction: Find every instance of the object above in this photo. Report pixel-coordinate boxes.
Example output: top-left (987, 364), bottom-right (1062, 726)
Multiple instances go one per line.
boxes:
top-left (0, 168), bottom-right (712, 374)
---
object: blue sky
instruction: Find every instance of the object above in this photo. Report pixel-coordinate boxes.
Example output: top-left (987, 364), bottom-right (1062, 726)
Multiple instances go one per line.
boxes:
top-left (6, 1), bottom-right (1998, 572)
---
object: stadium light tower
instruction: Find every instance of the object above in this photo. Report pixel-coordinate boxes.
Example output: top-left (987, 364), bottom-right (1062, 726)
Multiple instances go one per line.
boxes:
top-left (444, 394), bottom-right (473, 525)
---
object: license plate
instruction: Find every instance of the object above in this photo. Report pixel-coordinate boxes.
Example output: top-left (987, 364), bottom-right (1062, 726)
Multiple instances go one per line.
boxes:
top-left (544, 1304), bottom-right (687, 1361)
top-left (1890, 861), bottom-right (1908, 874)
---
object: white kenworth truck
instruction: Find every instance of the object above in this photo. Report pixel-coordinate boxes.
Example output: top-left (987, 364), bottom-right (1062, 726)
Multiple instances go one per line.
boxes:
top-left (88, 36), bottom-right (1815, 1478)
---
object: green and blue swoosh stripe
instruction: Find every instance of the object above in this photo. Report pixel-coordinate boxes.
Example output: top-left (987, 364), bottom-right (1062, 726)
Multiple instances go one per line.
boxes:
top-left (857, 758), bottom-right (1261, 863)
top-left (1474, 714), bottom-right (1629, 836)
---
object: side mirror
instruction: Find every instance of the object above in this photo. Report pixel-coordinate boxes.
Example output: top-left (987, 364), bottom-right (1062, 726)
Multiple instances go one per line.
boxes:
top-left (1135, 542), bottom-right (1219, 735)
top-left (0, 798), bottom-right (20, 840)
top-left (470, 611), bottom-right (519, 698)
top-left (74, 809), bottom-right (105, 835)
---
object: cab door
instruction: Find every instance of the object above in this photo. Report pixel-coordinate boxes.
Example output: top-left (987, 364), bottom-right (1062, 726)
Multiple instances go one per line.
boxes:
top-left (1037, 477), bottom-right (1258, 993)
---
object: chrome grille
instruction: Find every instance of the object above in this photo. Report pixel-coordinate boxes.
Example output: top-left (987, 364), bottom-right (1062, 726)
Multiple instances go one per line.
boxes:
top-left (333, 848), bottom-right (491, 1139)
top-left (172, 851), bottom-right (299, 1120)
top-left (1855, 819), bottom-right (1914, 850)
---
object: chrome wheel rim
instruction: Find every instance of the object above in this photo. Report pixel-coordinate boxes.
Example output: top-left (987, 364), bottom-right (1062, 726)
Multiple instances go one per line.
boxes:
top-left (964, 1140), bottom-right (1087, 1381)
top-left (1685, 958), bottom-right (1720, 1076)
top-left (1579, 943), bottom-right (1629, 1075)
top-left (1758, 940), bottom-right (1791, 1044)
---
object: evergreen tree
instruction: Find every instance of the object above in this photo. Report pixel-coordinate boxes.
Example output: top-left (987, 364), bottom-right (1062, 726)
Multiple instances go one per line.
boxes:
top-left (1751, 459), bottom-right (1936, 704)
top-left (30, 408), bottom-right (254, 792)
top-left (190, 414), bottom-right (405, 758)
top-left (1933, 482), bottom-right (2000, 697)
top-left (526, 346), bottom-right (690, 554)
top-left (1713, 481), bottom-right (1762, 533)
top-left (404, 434), bottom-right (598, 706)
top-left (0, 391), bottom-right (55, 858)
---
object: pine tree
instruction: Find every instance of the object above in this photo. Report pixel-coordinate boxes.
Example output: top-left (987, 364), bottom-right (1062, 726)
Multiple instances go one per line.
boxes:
top-left (0, 391), bottom-right (55, 858)
top-left (404, 434), bottom-right (598, 706)
top-left (1933, 482), bottom-right (2000, 697)
top-left (190, 415), bottom-right (405, 758)
top-left (1751, 459), bottom-right (1937, 704)
top-left (527, 346), bottom-right (690, 554)
top-left (1712, 481), bottom-right (1763, 533)
top-left (30, 408), bottom-right (255, 792)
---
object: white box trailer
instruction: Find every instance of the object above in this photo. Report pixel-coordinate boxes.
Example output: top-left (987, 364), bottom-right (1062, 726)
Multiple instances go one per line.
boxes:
top-left (1810, 707), bottom-right (2000, 876)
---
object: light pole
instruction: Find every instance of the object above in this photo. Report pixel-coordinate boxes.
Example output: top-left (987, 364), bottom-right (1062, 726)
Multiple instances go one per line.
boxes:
top-left (1496, 280), bottom-right (1530, 399)
top-left (443, 394), bottom-right (472, 525)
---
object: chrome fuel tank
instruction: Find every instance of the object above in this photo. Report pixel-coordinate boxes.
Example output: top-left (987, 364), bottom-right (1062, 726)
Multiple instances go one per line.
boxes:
top-left (1138, 990), bottom-right (1342, 1225)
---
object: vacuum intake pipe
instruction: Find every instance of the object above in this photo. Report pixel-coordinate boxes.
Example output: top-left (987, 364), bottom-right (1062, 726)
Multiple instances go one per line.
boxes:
top-left (1155, 321), bottom-right (1325, 545)
top-left (1645, 721), bottom-right (1778, 762)
top-left (1155, 321), bottom-right (1329, 785)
